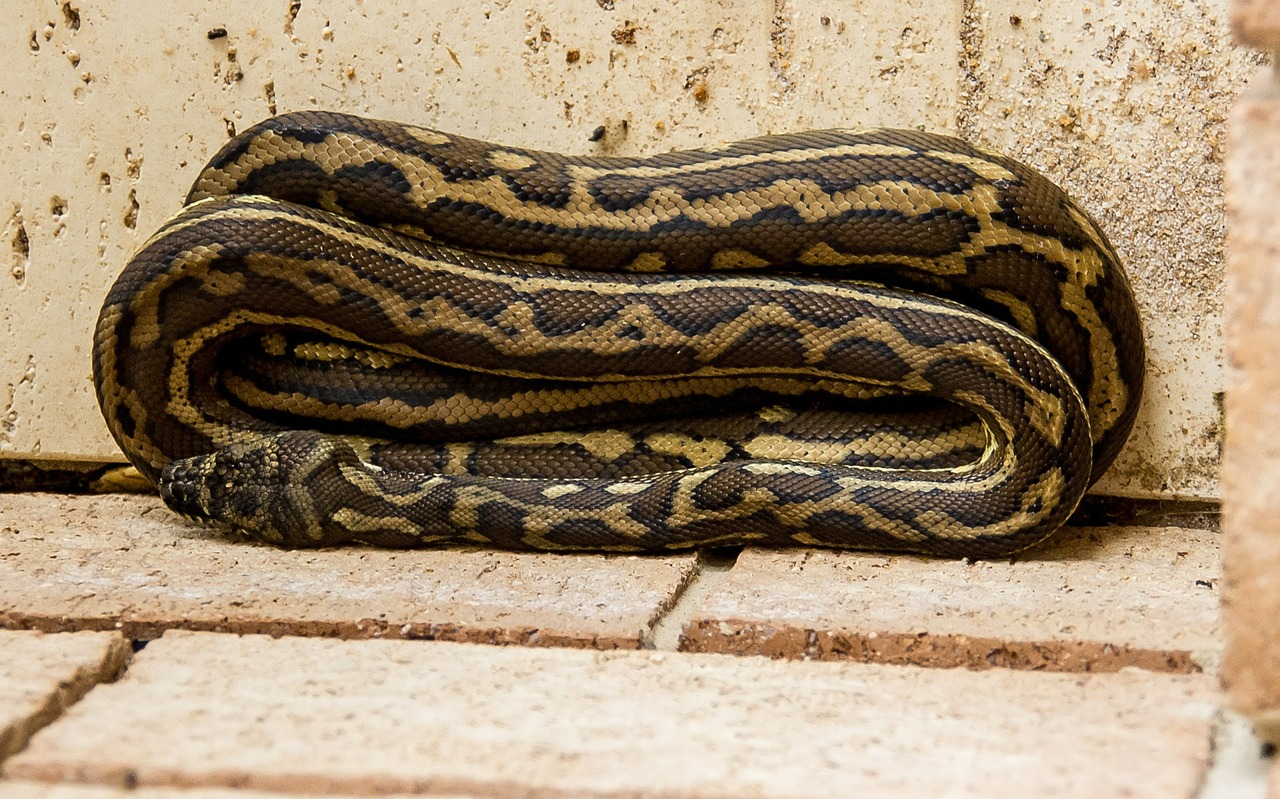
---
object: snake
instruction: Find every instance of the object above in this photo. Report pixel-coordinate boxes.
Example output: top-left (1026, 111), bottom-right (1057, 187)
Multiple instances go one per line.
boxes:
top-left (92, 111), bottom-right (1144, 557)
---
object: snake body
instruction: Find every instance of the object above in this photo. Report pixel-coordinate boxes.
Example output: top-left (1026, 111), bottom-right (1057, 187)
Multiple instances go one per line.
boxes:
top-left (93, 111), bottom-right (1143, 556)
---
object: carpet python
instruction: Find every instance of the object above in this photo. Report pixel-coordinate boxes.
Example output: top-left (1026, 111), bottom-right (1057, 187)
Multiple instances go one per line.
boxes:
top-left (93, 111), bottom-right (1144, 557)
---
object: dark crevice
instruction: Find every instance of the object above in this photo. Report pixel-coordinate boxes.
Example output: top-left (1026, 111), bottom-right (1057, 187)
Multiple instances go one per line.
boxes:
top-left (285, 0), bottom-right (302, 36)
top-left (1068, 495), bottom-right (1220, 532)
top-left (60, 3), bottom-right (80, 31)
top-left (698, 545), bottom-right (744, 570)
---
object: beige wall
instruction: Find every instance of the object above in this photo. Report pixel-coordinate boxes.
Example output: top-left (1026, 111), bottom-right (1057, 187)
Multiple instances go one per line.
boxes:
top-left (0, 0), bottom-right (1259, 499)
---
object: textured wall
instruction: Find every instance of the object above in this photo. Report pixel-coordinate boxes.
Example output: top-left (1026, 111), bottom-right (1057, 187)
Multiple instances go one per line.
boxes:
top-left (0, 0), bottom-right (1260, 499)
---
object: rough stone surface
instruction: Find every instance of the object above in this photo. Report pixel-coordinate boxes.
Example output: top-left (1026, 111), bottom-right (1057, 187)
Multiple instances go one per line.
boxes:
top-left (0, 0), bottom-right (1261, 501)
top-left (1224, 73), bottom-right (1280, 741)
top-left (683, 525), bottom-right (1220, 672)
top-left (964, 0), bottom-right (1261, 499)
top-left (0, 493), bottom-right (698, 648)
top-left (5, 632), bottom-right (1218, 798)
top-left (0, 631), bottom-right (129, 761)
top-left (4, 0), bottom-right (956, 462)
top-left (1234, 0), bottom-right (1280, 46)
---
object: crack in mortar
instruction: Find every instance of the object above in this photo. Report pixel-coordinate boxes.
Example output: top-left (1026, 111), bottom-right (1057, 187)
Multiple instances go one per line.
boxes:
top-left (646, 548), bottom-right (741, 651)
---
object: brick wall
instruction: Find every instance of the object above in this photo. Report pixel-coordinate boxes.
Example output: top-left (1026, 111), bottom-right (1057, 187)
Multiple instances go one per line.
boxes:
top-left (1224, 0), bottom-right (1280, 745)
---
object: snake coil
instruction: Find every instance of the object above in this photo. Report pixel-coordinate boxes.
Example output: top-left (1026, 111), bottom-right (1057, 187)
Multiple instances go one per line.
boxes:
top-left (93, 111), bottom-right (1143, 556)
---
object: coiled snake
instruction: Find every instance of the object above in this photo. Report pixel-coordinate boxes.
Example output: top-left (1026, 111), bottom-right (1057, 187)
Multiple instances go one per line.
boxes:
top-left (93, 111), bottom-right (1144, 557)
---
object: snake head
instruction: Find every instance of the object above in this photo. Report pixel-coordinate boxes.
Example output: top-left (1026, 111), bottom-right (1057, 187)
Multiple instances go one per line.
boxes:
top-left (159, 431), bottom-right (365, 548)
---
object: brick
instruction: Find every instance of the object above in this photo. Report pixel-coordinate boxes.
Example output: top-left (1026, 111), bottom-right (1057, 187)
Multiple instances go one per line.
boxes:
top-left (682, 525), bottom-right (1219, 672)
top-left (0, 783), bottom-right (472, 799)
top-left (6, 632), bottom-right (1217, 798)
top-left (0, 631), bottom-right (129, 761)
top-left (1233, 0), bottom-right (1280, 46)
top-left (0, 493), bottom-right (697, 648)
top-left (1224, 79), bottom-right (1280, 741)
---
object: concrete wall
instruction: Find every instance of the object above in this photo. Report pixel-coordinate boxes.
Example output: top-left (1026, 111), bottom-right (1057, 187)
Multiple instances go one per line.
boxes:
top-left (0, 0), bottom-right (1260, 499)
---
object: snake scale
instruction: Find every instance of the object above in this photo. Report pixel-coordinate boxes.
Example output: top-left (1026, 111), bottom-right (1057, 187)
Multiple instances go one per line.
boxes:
top-left (93, 111), bottom-right (1144, 557)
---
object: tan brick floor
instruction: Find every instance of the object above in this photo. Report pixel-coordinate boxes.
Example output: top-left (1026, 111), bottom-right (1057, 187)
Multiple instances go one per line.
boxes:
top-left (682, 525), bottom-right (1220, 671)
top-left (0, 492), bottom-right (1262, 798)
top-left (0, 631), bottom-right (129, 761)
top-left (3, 632), bottom-right (1217, 798)
top-left (0, 494), bottom-right (698, 648)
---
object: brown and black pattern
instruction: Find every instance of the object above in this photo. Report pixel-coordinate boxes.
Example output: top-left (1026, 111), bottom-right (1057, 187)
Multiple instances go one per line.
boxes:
top-left (93, 111), bottom-right (1142, 557)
